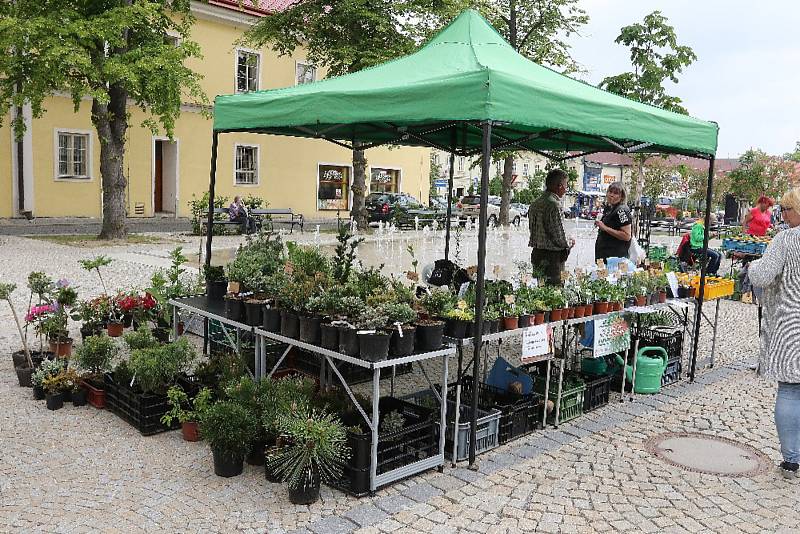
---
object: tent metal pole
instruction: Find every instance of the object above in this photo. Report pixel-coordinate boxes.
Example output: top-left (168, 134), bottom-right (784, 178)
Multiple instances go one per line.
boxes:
top-left (204, 131), bottom-right (219, 269)
top-left (689, 155), bottom-right (716, 382)
top-left (444, 128), bottom-right (457, 260)
top-left (468, 120), bottom-right (492, 467)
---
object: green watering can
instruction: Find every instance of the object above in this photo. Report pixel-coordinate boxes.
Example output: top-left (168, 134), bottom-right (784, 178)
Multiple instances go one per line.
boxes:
top-left (614, 346), bottom-right (669, 394)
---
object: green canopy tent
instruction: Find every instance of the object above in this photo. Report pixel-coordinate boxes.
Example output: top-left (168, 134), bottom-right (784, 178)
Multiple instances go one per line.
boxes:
top-left (207, 9), bottom-right (719, 465)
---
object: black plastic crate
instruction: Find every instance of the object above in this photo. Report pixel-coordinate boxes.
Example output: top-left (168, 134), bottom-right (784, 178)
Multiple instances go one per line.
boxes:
top-left (635, 327), bottom-right (683, 361)
top-left (662, 357), bottom-right (682, 387)
top-left (104, 374), bottom-right (178, 436)
top-left (449, 375), bottom-right (544, 444)
top-left (582, 374), bottom-right (612, 412)
top-left (333, 397), bottom-right (438, 497)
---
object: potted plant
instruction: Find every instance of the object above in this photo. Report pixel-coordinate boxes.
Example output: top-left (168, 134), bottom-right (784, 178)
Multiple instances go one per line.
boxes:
top-left (261, 272), bottom-right (287, 333)
top-left (415, 288), bottom-right (452, 351)
top-left (277, 279), bottom-right (303, 339)
top-left (590, 279), bottom-right (613, 314)
top-left (298, 294), bottom-right (325, 345)
top-left (204, 265), bottom-right (227, 302)
top-left (382, 302), bottom-right (418, 357)
top-left (201, 400), bottom-right (257, 477)
top-left (162, 385), bottom-right (213, 442)
top-left (356, 309), bottom-right (391, 362)
top-left (443, 306), bottom-right (474, 339)
top-left (31, 358), bottom-right (64, 400)
top-left (42, 372), bottom-right (68, 410)
top-left (337, 296), bottom-right (367, 356)
top-left (267, 407), bottom-right (349, 505)
top-left (223, 292), bottom-right (245, 322)
top-left (0, 283), bottom-right (38, 387)
top-left (501, 303), bottom-right (520, 330)
top-left (655, 272), bottom-right (669, 303)
top-left (74, 333), bottom-right (118, 408)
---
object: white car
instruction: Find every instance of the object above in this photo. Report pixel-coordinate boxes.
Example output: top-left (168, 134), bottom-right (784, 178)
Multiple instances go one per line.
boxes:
top-left (458, 195), bottom-right (522, 225)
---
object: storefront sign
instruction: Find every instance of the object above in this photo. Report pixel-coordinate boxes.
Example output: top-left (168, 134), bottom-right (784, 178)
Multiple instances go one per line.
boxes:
top-left (521, 324), bottom-right (553, 362)
top-left (593, 314), bottom-right (631, 358)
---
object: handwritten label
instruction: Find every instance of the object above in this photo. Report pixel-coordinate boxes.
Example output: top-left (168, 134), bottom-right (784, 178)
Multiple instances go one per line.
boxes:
top-left (227, 281), bottom-right (240, 294)
top-left (593, 315), bottom-right (631, 358)
top-left (458, 282), bottom-right (471, 299)
top-left (666, 272), bottom-right (679, 299)
top-left (521, 325), bottom-right (553, 362)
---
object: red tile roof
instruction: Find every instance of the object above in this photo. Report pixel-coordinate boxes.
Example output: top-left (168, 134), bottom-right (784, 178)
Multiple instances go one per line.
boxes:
top-left (585, 152), bottom-right (740, 173)
top-left (209, 0), bottom-right (296, 16)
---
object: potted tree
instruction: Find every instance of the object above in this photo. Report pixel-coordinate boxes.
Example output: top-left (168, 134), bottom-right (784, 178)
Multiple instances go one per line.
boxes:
top-left (201, 400), bottom-right (257, 477)
top-left (203, 265), bottom-right (227, 302)
top-left (267, 407), bottom-right (349, 505)
top-left (337, 296), bottom-right (367, 356)
top-left (261, 272), bottom-right (287, 334)
top-left (162, 385), bottom-right (213, 442)
top-left (381, 302), bottom-right (417, 357)
top-left (74, 334), bottom-right (118, 408)
top-left (1, 283), bottom-right (37, 387)
top-left (415, 288), bottom-right (452, 351)
top-left (356, 309), bottom-right (391, 362)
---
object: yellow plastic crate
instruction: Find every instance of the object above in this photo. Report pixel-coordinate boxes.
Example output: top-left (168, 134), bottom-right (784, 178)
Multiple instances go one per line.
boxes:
top-left (689, 276), bottom-right (734, 300)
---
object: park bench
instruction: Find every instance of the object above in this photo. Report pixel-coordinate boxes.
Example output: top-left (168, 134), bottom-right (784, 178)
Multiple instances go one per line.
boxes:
top-left (251, 208), bottom-right (304, 234)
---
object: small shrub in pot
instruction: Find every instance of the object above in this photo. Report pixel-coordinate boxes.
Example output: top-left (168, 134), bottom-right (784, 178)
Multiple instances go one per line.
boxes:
top-left (162, 385), bottom-right (213, 442)
top-left (201, 401), bottom-right (257, 477)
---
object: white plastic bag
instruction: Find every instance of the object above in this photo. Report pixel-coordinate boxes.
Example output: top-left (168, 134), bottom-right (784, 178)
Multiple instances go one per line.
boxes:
top-left (628, 239), bottom-right (646, 264)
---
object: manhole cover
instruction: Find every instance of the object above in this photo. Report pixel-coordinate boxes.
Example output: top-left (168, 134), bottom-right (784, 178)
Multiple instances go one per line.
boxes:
top-left (644, 432), bottom-right (772, 477)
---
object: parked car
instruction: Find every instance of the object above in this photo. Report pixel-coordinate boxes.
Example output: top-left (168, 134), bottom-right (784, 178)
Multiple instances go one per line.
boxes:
top-left (510, 202), bottom-right (529, 218)
top-left (457, 195), bottom-right (522, 225)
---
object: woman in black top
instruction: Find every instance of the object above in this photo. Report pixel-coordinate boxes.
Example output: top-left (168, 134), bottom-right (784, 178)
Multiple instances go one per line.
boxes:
top-left (594, 182), bottom-right (632, 261)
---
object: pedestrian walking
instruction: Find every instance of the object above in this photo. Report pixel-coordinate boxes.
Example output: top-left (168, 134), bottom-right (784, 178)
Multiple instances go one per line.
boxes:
top-left (528, 169), bottom-right (575, 285)
top-left (749, 187), bottom-right (800, 478)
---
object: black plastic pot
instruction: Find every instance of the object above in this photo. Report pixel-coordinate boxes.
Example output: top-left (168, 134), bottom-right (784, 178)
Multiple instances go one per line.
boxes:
top-left (299, 315), bottom-right (322, 345)
top-left (338, 327), bottom-right (360, 356)
top-left (264, 451), bottom-right (282, 483)
top-left (481, 320), bottom-right (492, 334)
top-left (320, 323), bottom-right (340, 350)
top-left (33, 385), bottom-right (45, 400)
top-left (71, 388), bottom-right (88, 407)
top-left (518, 315), bottom-right (532, 328)
top-left (244, 301), bottom-right (263, 326)
top-left (153, 328), bottom-right (170, 344)
top-left (15, 366), bottom-right (32, 388)
top-left (206, 280), bottom-right (227, 301)
top-left (46, 392), bottom-right (64, 411)
top-left (62, 388), bottom-right (72, 403)
top-left (224, 297), bottom-right (244, 322)
top-left (80, 324), bottom-right (103, 342)
top-left (677, 286), bottom-right (690, 298)
top-left (649, 292), bottom-right (659, 305)
top-left (358, 331), bottom-right (391, 362)
top-left (212, 448), bottom-right (244, 477)
top-left (415, 322), bottom-right (444, 352)
top-left (122, 314), bottom-right (133, 328)
top-left (490, 319), bottom-right (502, 334)
top-left (280, 310), bottom-right (300, 339)
top-left (12, 350), bottom-right (27, 368)
top-left (444, 318), bottom-right (471, 339)
top-left (389, 326), bottom-right (416, 358)
top-left (246, 440), bottom-right (266, 466)
top-left (262, 307), bottom-right (281, 333)
top-left (287, 465), bottom-right (321, 505)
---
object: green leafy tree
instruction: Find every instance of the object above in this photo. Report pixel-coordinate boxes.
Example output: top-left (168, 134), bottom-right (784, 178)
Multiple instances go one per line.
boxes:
top-left (0, 1), bottom-right (207, 239)
top-left (785, 141), bottom-right (800, 163)
top-left (477, 0), bottom-right (588, 225)
top-left (512, 172), bottom-right (545, 205)
top-left (243, 0), bottom-right (447, 230)
top-left (599, 11), bottom-right (697, 203)
top-left (642, 158), bottom-right (675, 202)
top-left (429, 156), bottom-right (443, 200)
top-left (728, 149), bottom-right (799, 204)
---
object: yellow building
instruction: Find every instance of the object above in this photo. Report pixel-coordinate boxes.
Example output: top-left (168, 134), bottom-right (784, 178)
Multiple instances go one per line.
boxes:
top-left (1, 1), bottom-right (430, 221)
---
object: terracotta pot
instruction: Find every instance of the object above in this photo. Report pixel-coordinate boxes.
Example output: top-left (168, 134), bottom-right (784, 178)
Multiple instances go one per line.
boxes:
top-left (659, 291), bottom-right (667, 303)
top-left (549, 309), bottom-right (563, 322)
top-left (593, 302), bottom-right (610, 315)
top-left (612, 302), bottom-right (622, 312)
top-left (48, 338), bottom-right (73, 358)
top-left (573, 306), bottom-right (585, 319)
top-left (107, 322), bottom-right (124, 337)
top-left (635, 295), bottom-right (647, 306)
top-left (82, 379), bottom-right (106, 409)
top-left (533, 313), bottom-right (545, 325)
top-left (583, 304), bottom-right (594, 316)
top-left (503, 316), bottom-right (519, 330)
top-left (182, 421), bottom-right (201, 442)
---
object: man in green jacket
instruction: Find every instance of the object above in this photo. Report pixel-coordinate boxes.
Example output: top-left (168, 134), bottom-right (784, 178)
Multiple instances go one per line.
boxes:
top-left (689, 214), bottom-right (721, 275)
top-left (528, 169), bottom-right (575, 285)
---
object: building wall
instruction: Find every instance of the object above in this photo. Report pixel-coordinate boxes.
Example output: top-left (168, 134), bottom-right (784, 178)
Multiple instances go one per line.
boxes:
top-left (0, 3), bottom-right (429, 219)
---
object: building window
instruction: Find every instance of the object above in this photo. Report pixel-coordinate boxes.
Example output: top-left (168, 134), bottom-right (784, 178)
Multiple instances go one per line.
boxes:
top-left (236, 50), bottom-right (260, 93)
top-left (296, 62), bottom-right (316, 85)
top-left (235, 145), bottom-right (259, 185)
top-left (512, 160), bottom-right (517, 174)
top-left (458, 157), bottom-right (465, 172)
top-left (431, 152), bottom-right (440, 166)
top-left (523, 163), bottom-right (530, 176)
top-left (370, 167), bottom-right (400, 194)
top-left (318, 164), bottom-right (350, 210)
top-left (495, 161), bottom-right (502, 176)
top-left (56, 131), bottom-right (90, 180)
top-left (535, 164), bottom-right (541, 174)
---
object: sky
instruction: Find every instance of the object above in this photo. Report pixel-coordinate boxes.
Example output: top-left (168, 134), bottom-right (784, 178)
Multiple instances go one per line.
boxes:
top-left (567, 0), bottom-right (800, 159)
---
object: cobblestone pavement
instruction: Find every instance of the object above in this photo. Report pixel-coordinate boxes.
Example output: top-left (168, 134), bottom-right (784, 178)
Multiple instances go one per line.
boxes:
top-left (1, 235), bottom-right (794, 534)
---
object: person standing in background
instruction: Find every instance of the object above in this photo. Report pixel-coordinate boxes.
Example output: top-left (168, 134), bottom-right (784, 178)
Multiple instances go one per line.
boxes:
top-left (744, 195), bottom-right (774, 236)
top-left (594, 181), bottom-right (632, 261)
top-left (528, 169), bottom-right (575, 285)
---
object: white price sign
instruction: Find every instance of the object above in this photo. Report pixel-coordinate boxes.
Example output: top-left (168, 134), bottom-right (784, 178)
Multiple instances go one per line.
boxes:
top-left (593, 315), bottom-right (631, 358)
top-left (521, 324), bottom-right (553, 363)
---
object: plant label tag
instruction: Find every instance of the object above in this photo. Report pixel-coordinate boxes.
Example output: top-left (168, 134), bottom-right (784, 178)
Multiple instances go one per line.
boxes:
top-left (457, 299), bottom-right (468, 310)
top-left (394, 322), bottom-right (404, 337)
top-left (406, 271), bottom-right (419, 282)
top-left (467, 265), bottom-right (478, 278)
top-left (528, 278), bottom-right (539, 288)
top-left (130, 374), bottom-right (136, 388)
top-left (227, 281), bottom-right (240, 294)
top-left (458, 282), bottom-right (470, 299)
top-left (596, 259), bottom-right (605, 269)
top-left (619, 262), bottom-right (629, 273)
top-left (560, 271), bottom-right (569, 282)
top-left (284, 262), bottom-right (294, 275)
top-left (492, 265), bottom-right (501, 277)
top-left (504, 294), bottom-right (516, 305)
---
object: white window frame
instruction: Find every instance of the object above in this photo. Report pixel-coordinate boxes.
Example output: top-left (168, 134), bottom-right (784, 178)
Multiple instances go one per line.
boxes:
top-left (164, 31), bottom-right (181, 47)
top-left (233, 144), bottom-right (260, 186)
top-left (53, 129), bottom-right (93, 181)
top-left (235, 48), bottom-right (261, 93)
top-left (295, 61), bottom-right (317, 85)
top-left (368, 165), bottom-right (403, 194)
top-left (523, 163), bottom-right (530, 176)
top-left (458, 156), bottom-right (465, 172)
top-left (317, 162), bottom-right (354, 211)
top-left (512, 160), bottom-right (517, 174)
top-left (495, 161), bottom-right (502, 175)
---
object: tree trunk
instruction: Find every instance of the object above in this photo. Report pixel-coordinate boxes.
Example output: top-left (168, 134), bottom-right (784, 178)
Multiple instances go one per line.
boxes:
top-left (350, 144), bottom-right (368, 230)
top-left (499, 155), bottom-right (514, 225)
top-left (92, 85), bottom-right (129, 240)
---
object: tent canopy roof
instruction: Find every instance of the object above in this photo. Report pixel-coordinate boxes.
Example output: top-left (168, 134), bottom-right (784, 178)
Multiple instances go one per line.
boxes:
top-left (213, 10), bottom-right (718, 158)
